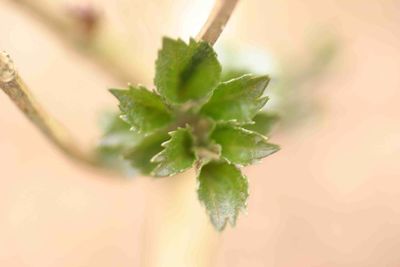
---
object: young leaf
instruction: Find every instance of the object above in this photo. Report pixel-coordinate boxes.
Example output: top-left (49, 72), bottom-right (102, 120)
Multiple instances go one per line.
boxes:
top-left (124, 132), bottom-right (170, 175)
top-left (110, 86), bottom-right (173, 135)
top-left (197, 161), bottom-right (248, 231)
top-left (96, 112), bottom-right (142, 173)
top-left (200, 74), bottom-right (270, 123)
top-left (155, 38), bottom-right (221, 104)
top-left (244, 112), bottom-right (279, 136)
top-left (221, 69), bottom-right (248, 82)
top-left (98, 111), bottom-right (143, 149)
top-left (151, 127), bottom-right (196, 177)
top-left (211, 125), bottom-right (279, 166)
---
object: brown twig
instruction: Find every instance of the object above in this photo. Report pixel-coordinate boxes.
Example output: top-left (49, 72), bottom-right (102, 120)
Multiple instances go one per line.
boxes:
top-left (196, 0), bottom-right (240, 45)
top-left (0, 51), bottom-right (99, 167)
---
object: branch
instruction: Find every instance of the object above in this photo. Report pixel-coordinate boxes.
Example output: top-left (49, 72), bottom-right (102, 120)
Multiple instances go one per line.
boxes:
top-left (196, 0), bottom-right (240, 45)
top-left (9, 0), bottom-right (139, 84)
top-left (0, 51), bottom-right (100, 168)
top-left (9, 0), bottom-right (240, 87)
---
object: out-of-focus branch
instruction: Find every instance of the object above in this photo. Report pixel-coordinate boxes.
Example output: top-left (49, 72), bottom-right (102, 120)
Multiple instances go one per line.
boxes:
top-left (9, 0), bottom-right (139, 84)
top-left (10, 0), bottom-right (240, 87)
top-left (0, 51), bottom-right (100, 168)
top-left (0, 0), bottom-right (240, 172)
top-left (196, 0), bottom-right (240, 45)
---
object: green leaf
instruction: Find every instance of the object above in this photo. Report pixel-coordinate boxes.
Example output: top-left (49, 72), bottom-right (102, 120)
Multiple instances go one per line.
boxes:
top-left (221, 68), bottom-right (248, 82)
top-left (96, 112), bottom-right (142, 174)
top-left (244, 112), bottom-right (279, 136)
top-left (110, 86), bottom-right (173, 135)
top-left (124, 132), bottom-right (170, 175)
top-left (98, 111), bottom-right (143, 149)
top-left (200, 74), bottom-right (270, 123)
top-left (211, 125), bottom-right (279, 166)
top-left (155, 38), bottom-right (221, 104)
top-left (151, 127), bottom-right (196, 177)
top-left (197, 161), bottom-right (248, 231)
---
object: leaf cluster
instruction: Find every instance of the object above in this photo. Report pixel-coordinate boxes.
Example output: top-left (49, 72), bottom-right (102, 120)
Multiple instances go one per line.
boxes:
top-left (103, 38), bottom-right (280, 231)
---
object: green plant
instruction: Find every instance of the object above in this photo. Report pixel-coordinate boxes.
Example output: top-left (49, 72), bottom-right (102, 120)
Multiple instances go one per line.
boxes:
top-left (0, 0), bottom-right (280, 232)
top-left (106, 38), bottom-right (279, 231)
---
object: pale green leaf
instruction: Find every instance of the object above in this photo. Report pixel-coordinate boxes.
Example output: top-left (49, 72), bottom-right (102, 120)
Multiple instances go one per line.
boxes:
top-left (197, 161), bottom-right (248, 231)
top-left (96, 112), bottom-right (142, 174)
top-left (151, 127), bottom-right (196, 177)
top-left (124, 132), bottom-right (170, 175)
top-left (200, 74), bottom-right (270, 123)
top-left (211, 125), bottom-right (279, 166)
top-left (244, 112), bottom-right (279, 136)
top-left (110, 86), bottom-right (173, 135)
top-left (155, 38), bottom-right (221, 104)
top-left (98, 111), bottom-right (143, 149)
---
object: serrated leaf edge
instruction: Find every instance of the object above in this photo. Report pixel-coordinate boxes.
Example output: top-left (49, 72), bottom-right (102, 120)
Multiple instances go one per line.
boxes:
top-left (196, 161), bottom-right (249, 231)
top-left (150, 126), bottom-right (196, 177)
top-left (211, 126), bottom-right (280, 167)
top-left (110, 86), bottom-right (172, 136)
top-left (200, 74), bottom-right (271, 124)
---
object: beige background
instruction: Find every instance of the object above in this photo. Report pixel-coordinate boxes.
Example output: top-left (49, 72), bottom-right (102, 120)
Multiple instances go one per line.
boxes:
top-left (1, 0), bottom-right (400, 266)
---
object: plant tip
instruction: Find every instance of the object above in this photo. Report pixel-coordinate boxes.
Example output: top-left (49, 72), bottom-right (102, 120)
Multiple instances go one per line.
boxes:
top-left (0, 51), bottom-right (16, 83)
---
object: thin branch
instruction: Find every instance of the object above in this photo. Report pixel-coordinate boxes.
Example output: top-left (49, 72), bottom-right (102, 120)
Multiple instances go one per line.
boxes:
top-left (196, 0), bottom-right (240, 45)
top-left (9, 0), bottom-right (240, 89)
top-left (9, 0), bottom-right (139, 84)
top-left (0, 51), bottom-right (99, 168)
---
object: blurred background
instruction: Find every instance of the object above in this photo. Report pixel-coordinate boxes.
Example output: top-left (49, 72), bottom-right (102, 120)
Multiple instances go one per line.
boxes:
top-left (1, 0), bottom-right (400, 266)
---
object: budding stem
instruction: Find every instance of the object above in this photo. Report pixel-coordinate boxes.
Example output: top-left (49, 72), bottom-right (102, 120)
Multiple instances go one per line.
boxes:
top-left (0, 0), bottom-right (240, 170)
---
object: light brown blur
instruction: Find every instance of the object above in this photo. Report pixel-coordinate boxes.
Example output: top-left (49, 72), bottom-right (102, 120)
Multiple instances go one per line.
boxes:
top-left (1, 0), bottom-right (399, 266)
